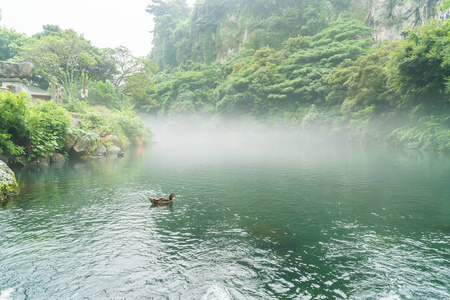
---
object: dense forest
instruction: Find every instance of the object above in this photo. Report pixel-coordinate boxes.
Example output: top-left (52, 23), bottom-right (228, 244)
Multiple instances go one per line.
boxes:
top-left (146, 0), bottom-right (450, 150)
top-left (1, 0), bottom-right (450, 161)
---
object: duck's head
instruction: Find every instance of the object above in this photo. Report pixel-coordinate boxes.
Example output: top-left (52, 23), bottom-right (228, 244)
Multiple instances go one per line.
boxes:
top-left (169, 193), bottom-right (177, 199)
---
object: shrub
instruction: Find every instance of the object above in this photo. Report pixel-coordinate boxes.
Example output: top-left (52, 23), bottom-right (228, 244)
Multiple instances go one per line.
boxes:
top-left (28, 100), bottom-right (71, 160)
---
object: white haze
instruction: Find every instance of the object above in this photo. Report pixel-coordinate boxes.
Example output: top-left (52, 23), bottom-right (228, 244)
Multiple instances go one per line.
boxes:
top-left (141, 116), bottom-right (347, 165)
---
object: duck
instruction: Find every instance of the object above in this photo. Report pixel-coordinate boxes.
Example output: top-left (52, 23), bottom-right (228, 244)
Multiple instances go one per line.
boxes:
top-left (150, 193), bottom-right (176, 205)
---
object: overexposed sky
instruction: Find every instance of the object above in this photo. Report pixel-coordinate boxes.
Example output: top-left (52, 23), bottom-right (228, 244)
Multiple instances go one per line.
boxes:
top-left (0, 0), bottom-right (197, 57)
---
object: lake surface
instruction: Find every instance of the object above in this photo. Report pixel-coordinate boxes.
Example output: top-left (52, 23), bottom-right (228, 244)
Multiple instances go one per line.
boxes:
top-left (1, 125), bottom-right (450, 299)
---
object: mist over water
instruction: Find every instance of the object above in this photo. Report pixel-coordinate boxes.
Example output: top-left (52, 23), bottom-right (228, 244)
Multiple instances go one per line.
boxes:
top-left (1, 117), bottom-right (449, 299)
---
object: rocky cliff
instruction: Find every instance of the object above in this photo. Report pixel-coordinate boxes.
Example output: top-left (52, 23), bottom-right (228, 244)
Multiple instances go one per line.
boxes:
top-left (363, 0), bottom-right (449, 41)
top-left (151, 0), bottom-right (450, 68)
top-left (209, 0), bottom-right (450, 63)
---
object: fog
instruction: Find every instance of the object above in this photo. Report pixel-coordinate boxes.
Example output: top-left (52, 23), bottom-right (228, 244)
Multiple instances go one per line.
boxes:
top-left (140, 115), bottom-right (351, 166)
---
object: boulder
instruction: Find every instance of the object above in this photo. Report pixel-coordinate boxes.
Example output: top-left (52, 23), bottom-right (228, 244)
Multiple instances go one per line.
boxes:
top-left (92, 144), bottom-right (107, 157)
top-left (50, 153), bottom-right (66, 163)
top-left (106, 145), bottom-right (122, 155)
top-left (0, 160), bottom-right (19, 201)
top-left (72, 135), bottom-right (91, 153)
top-left (0, 61), bottom-right (34, 78)
top-left (35, 156), bottom-right (49, 166)
top-left (64, 134), bottom-right (78, 152)
top-left (102, 135), bottom-right (121, 147)
top-left (72, 117), bottom-right (82, 127)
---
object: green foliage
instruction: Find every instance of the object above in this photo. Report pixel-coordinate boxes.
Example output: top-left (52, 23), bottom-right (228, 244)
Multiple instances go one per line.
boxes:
top-left (63, 101), bottom-right (149, 147)
top-left (439, 0), bottom-right (450, 10)
top-left (0, 28), bottom-right (27, 60)
top-left (87, 80), bottom-right (124, 110)
top-left (13, 27), bottom-right (117, 102)
top-left (328, 43), bottom-right (397, 116)
top-left (388, 19), bottom-right (450, 106)
top-left (0, 91), bottom-right (71, 161)
top-left (0, 92), bottom-right (30, 157)
top-left (212, 19), bottom-right (374, 116)
top-left (146, 0), bottom-right (190, 70)
top-left (121, 58), bottom-right (158, 110)
top-left (148, 0), bottom-right (328, 68)
top-left (14, 29), bottom-right (97, 101)
top-left (385, 114), bottom-right (450, 150)
top-left (27, 101), bottom-right (71, 160)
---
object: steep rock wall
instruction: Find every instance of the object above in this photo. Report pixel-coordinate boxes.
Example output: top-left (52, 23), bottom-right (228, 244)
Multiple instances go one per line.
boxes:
top-left (363, 0), bottom-right (449, 41)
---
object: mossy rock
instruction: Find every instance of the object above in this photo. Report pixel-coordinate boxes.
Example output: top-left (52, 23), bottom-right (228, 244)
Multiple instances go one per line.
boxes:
top-left (0, 160), bottom-right (19, 201)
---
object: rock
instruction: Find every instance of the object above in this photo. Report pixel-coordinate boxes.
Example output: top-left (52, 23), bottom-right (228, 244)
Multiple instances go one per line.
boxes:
top-left (72, 135), bottom-right (91, 153)
top-left (106, 145), bottom-right (122, 155)
top-left (64, 134), bottom-right (78, 152)
top-left (364, 0), bottom-right (444, 41)
top-left (92, 144), bottom-right (107, 157)
top-left (80, 154), bottom-right (93, 160)
top-left (72, 117), bottom-right (82, 127)
top-left (50, 153), bottom-right (66, 163)
top-left (102, 135), bottom-right (121, 147)
top-left (35, 156), bottom-right (49, 165)
top-left (0, 160), bottom-right (19, 201)
top-left (0, 155), bottom-right (10, 165)
top-left (0, 61), bottom-right (34, 78)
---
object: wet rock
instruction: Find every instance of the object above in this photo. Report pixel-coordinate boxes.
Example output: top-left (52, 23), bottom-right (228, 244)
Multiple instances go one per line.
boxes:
top-left (80, 154), bottom-right (93, 160)
top-left (0, 160), bottom-right (19, 201)
top-left (107, 145), bottom-right (122, 155)
top-left (36, 157), bottom-right (49, 165)
top-left (50, 153), bottom-right (66, 163)
top-left (0, 61), bottom-right (34, 78)
top-left (92, 144), bottom-right (107, 157)
top-left (72, 135), bottom-right (91, 153)
top-left (102, 135), bottom-right (121, 147)
top-left (64, 134), bottom-right (78, 152)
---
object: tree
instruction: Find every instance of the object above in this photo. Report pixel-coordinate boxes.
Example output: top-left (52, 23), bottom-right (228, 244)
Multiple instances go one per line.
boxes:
top-left (0, 28), bottom-right (27, 61)
top-left (106, 46), bottom-right (145, 86)
top-left (388, 19), bottom-right (450, 106)
top-left (15, 28), bottom-right (97, 102)
top-left (147, 0), bottom-right (190, 70)
top-left (121, 58), bottom-right (158, 109)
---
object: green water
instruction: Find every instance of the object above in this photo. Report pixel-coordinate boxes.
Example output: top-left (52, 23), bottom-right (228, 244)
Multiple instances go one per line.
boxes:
top-left (1, 129), bottom-right (449, 299)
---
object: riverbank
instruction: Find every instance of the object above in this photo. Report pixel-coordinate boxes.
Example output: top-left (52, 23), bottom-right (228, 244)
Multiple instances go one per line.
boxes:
top-left (0, 91), bottom-right (150, 166)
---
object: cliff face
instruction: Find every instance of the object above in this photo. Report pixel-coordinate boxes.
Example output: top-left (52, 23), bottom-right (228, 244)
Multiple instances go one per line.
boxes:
top-left (363, 0), bottom-right (449, 41)
top-left (151, 0), bottom-right (450, 67)
top-left (213, 0), bottom-right (450, 62)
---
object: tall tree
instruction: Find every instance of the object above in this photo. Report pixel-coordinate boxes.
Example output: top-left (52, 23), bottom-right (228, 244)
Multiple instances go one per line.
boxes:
top-left (106, 46), bottom-right (146, 86)
top-left (388, 19), bottom-right (450, 106)
top-left (147, 0), bottom-right (190, 70)
top-left (0, 28), bottom-right (27, 61)
top-left (15, 28), bottom-right (97, 102)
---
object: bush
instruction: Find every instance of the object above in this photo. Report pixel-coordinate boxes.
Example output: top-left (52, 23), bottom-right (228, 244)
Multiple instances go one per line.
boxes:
top-left (0, 91), bottom-right (72, 161)
top-left (28, 101), bottom-right (71, 160)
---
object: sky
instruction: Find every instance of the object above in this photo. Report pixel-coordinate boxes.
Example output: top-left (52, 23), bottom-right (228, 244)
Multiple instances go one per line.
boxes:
top-left (0, 0), bottom-right (197, 57)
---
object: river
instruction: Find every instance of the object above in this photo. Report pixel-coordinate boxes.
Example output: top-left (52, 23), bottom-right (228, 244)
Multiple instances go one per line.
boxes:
top-left (1, 124), bottom-right (449, 299)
